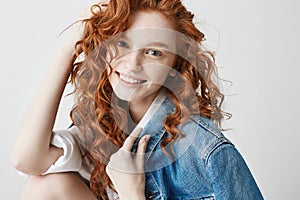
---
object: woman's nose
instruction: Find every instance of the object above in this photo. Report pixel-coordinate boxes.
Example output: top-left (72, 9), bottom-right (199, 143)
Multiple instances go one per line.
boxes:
top-left (123, 50), bottom-right (142, 71)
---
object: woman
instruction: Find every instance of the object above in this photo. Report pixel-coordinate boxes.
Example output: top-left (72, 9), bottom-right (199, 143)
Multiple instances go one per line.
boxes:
top-left (12, 0), bottom-right (263, 199)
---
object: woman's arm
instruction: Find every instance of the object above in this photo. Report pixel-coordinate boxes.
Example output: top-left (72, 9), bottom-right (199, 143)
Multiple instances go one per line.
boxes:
top-left (206, 143), bottom-right (264, 199)
top-left (12, 45), bottom-right (76, 175)
top-left (11, 15), bottom-right (87, 176)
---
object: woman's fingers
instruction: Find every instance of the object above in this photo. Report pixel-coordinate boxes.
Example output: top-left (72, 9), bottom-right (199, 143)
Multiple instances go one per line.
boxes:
top-left (107, 128), bottom-right (151, 173)
top-left (135, 135), bottom-right (151, 171)
top-left (121, 127), bottom-right (142, 151)
top-left (136, 135), bottom-right (151, 155)
top-left (107, 127), bottom-right (142, 173)
top-left (106, 133), bottom-right (148, 198)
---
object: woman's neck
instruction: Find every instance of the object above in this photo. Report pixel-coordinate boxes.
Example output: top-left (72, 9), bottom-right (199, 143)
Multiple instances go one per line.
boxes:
top-left (128, 98), bottom-right (153, 124)
top-left (128, 91), bottom-right (160, 124)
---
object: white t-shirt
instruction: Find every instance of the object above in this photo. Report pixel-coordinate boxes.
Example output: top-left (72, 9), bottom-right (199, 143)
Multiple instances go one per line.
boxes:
top-left (46, 89), bottom-right (166, 176)
top-left (43, 89), bottom-right (167, 198)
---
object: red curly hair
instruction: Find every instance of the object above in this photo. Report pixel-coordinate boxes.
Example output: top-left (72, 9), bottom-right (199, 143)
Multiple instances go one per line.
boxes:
top-left (70, 0), bottom-right (230, 199)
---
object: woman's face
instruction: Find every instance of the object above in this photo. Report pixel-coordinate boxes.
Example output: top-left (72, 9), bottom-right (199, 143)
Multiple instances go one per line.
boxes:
top-left (108, 11), bottom-right (177, 103)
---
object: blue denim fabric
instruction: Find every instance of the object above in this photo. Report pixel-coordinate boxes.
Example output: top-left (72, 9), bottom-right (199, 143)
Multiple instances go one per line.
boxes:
top-left (132, 97), bottom-right (263, 200)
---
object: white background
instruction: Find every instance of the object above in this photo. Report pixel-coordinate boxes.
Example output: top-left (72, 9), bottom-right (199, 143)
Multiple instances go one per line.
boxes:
top-left (1, 0), bottom-right (299, 199)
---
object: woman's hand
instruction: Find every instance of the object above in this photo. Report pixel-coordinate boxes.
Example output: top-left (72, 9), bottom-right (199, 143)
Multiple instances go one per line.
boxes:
top-left (63, 1), bottom-right (106, 55)
top-left (106, 128), bottom-right (150, 200)
top-left (62, 5), bottom-right (93, 54)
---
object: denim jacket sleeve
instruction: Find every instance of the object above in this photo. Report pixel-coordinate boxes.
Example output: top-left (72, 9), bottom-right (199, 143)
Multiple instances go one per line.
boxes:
top-left (206, 143), bottom-right (264, 200)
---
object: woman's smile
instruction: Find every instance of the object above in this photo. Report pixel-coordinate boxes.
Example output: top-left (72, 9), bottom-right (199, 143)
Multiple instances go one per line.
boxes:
top-left (116, 71), bottom-right (147, 86)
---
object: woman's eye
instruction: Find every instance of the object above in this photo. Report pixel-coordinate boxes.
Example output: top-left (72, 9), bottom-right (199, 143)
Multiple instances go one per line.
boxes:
top-left (146, 49), bottom-right (163, 57)
top-left (117, 40), bottom-right (129, 48)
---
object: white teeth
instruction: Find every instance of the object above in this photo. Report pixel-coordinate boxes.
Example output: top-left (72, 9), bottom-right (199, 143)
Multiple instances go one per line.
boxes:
top-left (120, 74), bottom-right (143, 84)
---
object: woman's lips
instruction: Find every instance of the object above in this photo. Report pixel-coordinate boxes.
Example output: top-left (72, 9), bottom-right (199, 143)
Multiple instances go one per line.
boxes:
top-left (116, 71), bottom-right (147, 85)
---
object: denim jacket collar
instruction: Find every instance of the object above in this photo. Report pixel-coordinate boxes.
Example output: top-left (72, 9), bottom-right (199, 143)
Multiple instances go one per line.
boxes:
top-left (131, 96), bottom-right (175, 162)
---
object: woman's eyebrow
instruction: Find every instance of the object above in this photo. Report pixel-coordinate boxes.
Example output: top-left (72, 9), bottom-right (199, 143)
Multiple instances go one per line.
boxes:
top-left (118, 33), bottom-right (129, 40)
top-left (119, 32), bottom-right (170, 49)
top-left (146, 42), bottom-right (169, 49)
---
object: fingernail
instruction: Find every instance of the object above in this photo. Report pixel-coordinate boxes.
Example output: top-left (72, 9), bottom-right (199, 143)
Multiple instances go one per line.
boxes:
top-left (144, 135), bottom-right (151, 142)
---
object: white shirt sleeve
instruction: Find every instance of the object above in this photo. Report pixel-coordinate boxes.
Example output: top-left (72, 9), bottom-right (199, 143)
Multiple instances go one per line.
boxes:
top-left (43, 127), bottom-right (82, 174)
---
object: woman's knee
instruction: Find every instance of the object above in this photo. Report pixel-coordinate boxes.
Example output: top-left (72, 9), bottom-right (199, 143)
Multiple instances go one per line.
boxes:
top-left (22, 173), bottom-right (63, 200)
top-left (21, 172), bottom-right (96, 200)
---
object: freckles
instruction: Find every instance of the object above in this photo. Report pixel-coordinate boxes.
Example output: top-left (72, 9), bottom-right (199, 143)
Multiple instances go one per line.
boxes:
top-left (110, 57), bottom-right (123, 68)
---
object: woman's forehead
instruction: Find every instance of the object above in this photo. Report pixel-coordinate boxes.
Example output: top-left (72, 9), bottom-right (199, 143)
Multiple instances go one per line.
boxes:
top-left (129, 11), bottom-right (174, 30)
top-left (119, 28), bottom-right (177, 50)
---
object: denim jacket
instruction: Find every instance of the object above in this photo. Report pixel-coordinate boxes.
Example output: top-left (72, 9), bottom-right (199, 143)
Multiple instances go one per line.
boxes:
top-left (42, 94), bottom-right (263, 199)
top-left (132, 97), bottom-right (264, 200)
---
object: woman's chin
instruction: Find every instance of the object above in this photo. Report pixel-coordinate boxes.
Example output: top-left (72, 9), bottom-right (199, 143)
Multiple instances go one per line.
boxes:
top-left (112, 90), bottom-right (138, 102)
